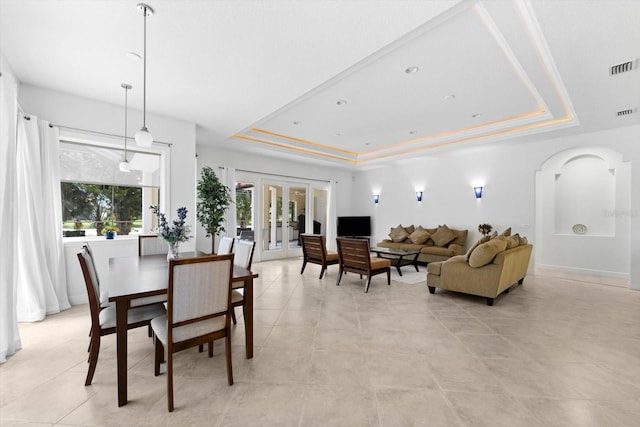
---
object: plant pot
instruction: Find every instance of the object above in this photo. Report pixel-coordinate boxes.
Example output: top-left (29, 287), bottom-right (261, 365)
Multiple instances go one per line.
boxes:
top-left (105, 231), bottom-right (116, 239)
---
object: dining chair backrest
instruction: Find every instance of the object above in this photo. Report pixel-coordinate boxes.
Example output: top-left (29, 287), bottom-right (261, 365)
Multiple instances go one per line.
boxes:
top-left (217, 236), bottom-right (235, 255)
top-left (234, 239), bottom-right (256, 270)
top-left (139, 234), bottom-right (167, 256)
top-left (168, 254), bottom-right (234, 344)
top-left (77, 246), bottom-right (101, 325)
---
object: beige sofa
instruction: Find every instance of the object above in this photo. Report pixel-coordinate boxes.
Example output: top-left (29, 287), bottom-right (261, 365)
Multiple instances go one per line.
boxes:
top-left (426, 237), bottom-right (532, 306)
top-left (376, 224), bottom-right (468, 264)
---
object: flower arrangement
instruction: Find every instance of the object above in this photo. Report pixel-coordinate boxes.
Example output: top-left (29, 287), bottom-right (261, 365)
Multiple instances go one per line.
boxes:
top-left (150, 205), bottom-right (192, 244)
top-left (478, 223), bottom-right (493, 236)
top-left (101, 214), bottom-right (119, 235)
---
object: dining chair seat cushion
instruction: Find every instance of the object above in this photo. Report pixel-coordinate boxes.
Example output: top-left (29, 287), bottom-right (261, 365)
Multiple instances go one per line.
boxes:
top-left (231, 289), bottom-right (244, 304)
top-left (151, 314), bottom-right (226, 345)
top-left (98, 303), bottom-right (166, 330)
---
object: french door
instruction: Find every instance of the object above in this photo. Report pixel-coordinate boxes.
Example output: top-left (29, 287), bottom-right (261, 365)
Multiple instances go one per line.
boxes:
top-left (260, 180), bottom-right (308, 260)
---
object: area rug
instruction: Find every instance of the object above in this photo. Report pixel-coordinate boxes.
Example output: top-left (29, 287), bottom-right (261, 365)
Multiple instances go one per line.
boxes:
top-left (390, 266), bottom-right (426, 285)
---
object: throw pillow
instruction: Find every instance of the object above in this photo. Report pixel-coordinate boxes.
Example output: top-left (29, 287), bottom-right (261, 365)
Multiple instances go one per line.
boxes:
top-left (506, 236), bottom-right (519, 249)
top-left (500, 227), bottom-right (512, 237)
top-left (389, 224), bottom-right (410, 243)
top-left (404, 225), bottom-right (415, 235)
top-left (431, 224), bottom-right (457, 247)
top-left (469, 238), bottom-right (508, 268)
top-left (465, 235), bottom-right (491, 261)
top-left (408, 226), bottom-right (431, 244)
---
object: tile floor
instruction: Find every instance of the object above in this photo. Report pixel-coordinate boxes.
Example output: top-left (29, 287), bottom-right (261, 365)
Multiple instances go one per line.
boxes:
top-left (1, 258), bottom-right (640, 426)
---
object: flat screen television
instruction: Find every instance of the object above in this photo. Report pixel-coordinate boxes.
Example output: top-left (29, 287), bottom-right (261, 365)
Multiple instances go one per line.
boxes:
top-left (337, 216), bottom-right (371, 237)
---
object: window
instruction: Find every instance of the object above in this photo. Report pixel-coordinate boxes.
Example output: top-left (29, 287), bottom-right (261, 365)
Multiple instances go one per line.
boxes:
top-left (60, 140), bottom-right (162, 237)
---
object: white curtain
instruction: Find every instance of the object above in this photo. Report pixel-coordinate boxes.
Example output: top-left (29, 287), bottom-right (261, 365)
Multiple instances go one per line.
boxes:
top-left (0, 53), bottom-right (21, 363)
top-left (15, 116), bottom-right (70, 321)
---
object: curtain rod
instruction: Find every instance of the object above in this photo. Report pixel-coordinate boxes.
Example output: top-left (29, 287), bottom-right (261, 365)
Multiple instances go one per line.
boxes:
top-left (48, 123), bottom-right (172, 147)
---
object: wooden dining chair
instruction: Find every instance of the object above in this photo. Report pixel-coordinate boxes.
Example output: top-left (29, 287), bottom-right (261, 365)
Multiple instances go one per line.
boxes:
top-left (300, 234), bottom-right (339, 279)
top-left (217, 236), bottom-right (235, 255)
top-left (230, 239), bottom-right (256, 325)
top-left (77, 246), bottom-right (166, 386)
top-left (138, 234), bottom-right (167, 256)
top-left (151, 254), bottom-right (235, 412)
top-left (336, 238), bottom-right (391, 293)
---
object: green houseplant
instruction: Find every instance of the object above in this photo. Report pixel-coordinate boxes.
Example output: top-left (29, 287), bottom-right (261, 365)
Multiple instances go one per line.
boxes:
top-left (196, 166), bottom-right (232, 253)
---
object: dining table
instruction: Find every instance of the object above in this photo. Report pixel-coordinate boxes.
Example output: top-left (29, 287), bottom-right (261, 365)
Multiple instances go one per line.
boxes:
top-left (105, 252), bottom-right (258, 407)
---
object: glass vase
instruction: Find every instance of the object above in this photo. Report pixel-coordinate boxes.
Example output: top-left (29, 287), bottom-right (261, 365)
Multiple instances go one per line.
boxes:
top-left (167, 241), bottom-right (180, 260)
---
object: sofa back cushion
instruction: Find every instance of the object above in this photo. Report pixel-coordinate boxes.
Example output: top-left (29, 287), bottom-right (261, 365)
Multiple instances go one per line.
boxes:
top-left (389, 225), bottom-right (410, 242)
top-left (408, 226), bottom-right (431, 244)
top-left (468, 238), bottom-right (507, 268)
top-left (431, 225), bottom-right (458, 247)
top-left (465, 235), bottom-right (491, 261)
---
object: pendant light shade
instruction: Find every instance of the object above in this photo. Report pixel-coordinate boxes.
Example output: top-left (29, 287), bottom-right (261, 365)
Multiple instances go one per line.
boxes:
top-left (119, 83), bottom-right (132, 172)
top-left (135, 3), bottom-right (154, 147)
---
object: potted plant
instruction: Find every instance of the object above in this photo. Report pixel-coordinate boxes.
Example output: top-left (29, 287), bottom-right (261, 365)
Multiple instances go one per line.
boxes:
top-left (196, 166), bottom-right (232, 254)
top-left (102, 214), bottom-right (119, 239)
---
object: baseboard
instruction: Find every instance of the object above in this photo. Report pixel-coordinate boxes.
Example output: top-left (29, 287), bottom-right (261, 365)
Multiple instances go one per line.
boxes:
top-left (535, 264), bottom-right (629, 288)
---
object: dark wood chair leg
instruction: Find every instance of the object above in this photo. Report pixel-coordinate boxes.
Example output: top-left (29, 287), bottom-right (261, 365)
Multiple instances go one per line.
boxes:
top-left (225, 334), bottom-right (234, 386)
top-left (231, 308), bottom-right (237, 325)
top-left (154, 339), bottom-right (163, 376)
top-left (300, 260), bottom-right (307, 274)
top-left (319, 266), bottom-right (326, 279)
top-left (486, 298), bottom-right (494, 306)
top-left (336, 269), bottom-right (343, 286)
top-left (85, 335), bottom-right (100, 386)
top-left (208, 341), bottom-right (214, 358)
top-left (386, 270), bottom-right (390, 285)
top-left (198, 344), bottom-right (204, 352)
top-left (365, 277), bottom-right (372, 293)
top-left (428, 286), bottom-right (436, 294)
top-left (167, 353), bottom-right (174, 412)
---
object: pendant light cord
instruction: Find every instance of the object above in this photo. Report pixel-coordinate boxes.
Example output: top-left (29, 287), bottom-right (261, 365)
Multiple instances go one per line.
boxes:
top-left (124, 85), bottom-right (129, 160)
top-left (142, 6), bottom-right (147, 129)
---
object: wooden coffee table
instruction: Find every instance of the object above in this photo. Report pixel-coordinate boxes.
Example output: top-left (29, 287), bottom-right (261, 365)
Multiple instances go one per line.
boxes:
top-left (370, 247), bottom-right (420, 276)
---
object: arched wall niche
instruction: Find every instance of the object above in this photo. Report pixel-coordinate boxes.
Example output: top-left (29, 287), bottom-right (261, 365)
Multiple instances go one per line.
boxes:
top-left (553, 153), bottom-right (615, 236)
top-left (536, 146), bottom-right (630, 284)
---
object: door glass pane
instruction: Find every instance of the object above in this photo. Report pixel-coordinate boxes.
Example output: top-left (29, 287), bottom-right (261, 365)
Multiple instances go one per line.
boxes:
top-left (262, 183), bottom-right (283, 251)
top-left (289, 186), bottom-right (306, 248)
top-left (312, 188), bottom-right (328, 235)
top-left (235, 181), bottom-right (254, 240)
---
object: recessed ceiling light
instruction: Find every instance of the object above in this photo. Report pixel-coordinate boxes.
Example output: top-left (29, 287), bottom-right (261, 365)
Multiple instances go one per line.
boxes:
top-left (336, 99), bottom-right (347, 106)
top-left (293, 121), bottom-right (301, 125)
top-left (405, 66), bottom-right (419, 74)
top-left (126, 51), bottom-right (141, 61)
top-left (444, 94), bottom-right (456, 100)
top-left (409, 130), bottom-right (417, 135)
top-left (471, 113), bottom-right (482, 118)
top-left (364, 142), bottom-right (371, 146)
top-left (335, 132), bottom-right (342, 136)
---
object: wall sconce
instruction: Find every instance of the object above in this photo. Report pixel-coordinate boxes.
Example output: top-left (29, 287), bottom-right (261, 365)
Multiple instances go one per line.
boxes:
top-left (474, 186), bottom-right (483, 199)
top-left (373, 194), bottom-right (380, 204)
top-left (416, 191), bottom-right (423, 202)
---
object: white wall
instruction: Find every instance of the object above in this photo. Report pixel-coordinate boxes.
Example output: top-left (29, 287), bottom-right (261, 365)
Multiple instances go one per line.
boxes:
top-left (353, 125), bottom-right (640, 290)
top-left (18, 84), bottom-right (198, 251)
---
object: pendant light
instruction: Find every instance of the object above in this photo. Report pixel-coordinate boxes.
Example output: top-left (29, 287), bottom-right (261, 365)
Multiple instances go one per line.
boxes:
top-left (134, 3), bottom-right (154, 147)
top-left (119, 83), bottom-right (132, 172)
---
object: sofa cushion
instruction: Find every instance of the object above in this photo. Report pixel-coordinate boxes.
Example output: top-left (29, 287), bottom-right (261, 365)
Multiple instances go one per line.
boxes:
top-left (421, 246), bottom-right (456, 256)
top-left (389, 225), bottom-right (410, 243)
top-left (405, 225), bottom-right (415, 235)
top-left (505, 236), bottom-right (519, 249)
top-left (408, 226), bottom-right (431, 244)
top-left (450, 229), bottom-right (468, 247)
top-left (468, 238), bottom-right (508, 268)
top-left (398, 243), bottom-right (428, 251)
top-left (500, 227), bottom-right (512, 237)
top-left (431, 225), bottom-right (457, 247)
top-left (370, 257), bottom-right (391, 269)
top-left (465, 235), bottom-right (491, 261)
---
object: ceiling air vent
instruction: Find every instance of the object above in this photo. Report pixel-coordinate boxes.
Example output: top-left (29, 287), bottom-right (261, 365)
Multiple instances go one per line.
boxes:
top-left (617, 109), bottom-right (633, 117)
top-left (610, 60), bottom-right (634, 75)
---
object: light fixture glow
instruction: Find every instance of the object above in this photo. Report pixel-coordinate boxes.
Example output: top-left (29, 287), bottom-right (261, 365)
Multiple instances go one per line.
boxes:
top-left (373, 194), bottom-right (380, 204)
top-left (135, 3), bottom-right (154, 147)
top-left (416, 191), bottom-right (423, 202)
top-left (336, 99), bottom-right (347, 106)
top-left (474, 186), bottom-right (483, 199)
top-left (405, 66), bottom-right (419, 74)
top-left (119, 83), bottom-right (132, 173)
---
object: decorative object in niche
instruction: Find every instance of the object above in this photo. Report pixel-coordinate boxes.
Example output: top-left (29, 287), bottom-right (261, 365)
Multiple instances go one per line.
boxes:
top-left (572, 224), bottom-right (587, 235)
